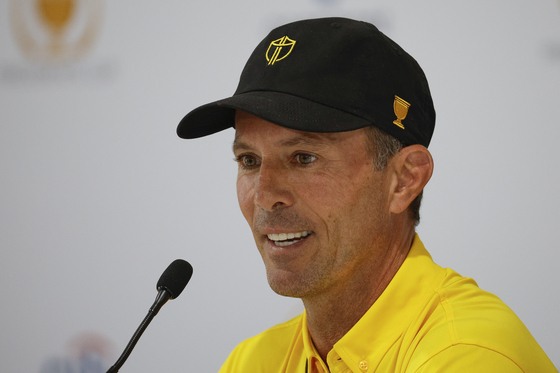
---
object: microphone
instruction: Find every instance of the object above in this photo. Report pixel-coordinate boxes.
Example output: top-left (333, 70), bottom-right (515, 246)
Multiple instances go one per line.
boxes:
top-left (106, 259), bottom-right (193, 373)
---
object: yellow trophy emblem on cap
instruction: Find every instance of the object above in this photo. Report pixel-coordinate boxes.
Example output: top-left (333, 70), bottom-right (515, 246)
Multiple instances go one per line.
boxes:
top-left (393, 96), bottom-right (411, 129)
top-left (266, 36), bottom-right (296, 65)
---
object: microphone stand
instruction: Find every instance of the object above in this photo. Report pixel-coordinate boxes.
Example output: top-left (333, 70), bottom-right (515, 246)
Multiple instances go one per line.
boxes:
top-left (106, 290), bottom-right (171, 373)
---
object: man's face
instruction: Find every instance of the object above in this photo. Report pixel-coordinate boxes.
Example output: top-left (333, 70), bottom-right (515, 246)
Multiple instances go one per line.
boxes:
top-left (233, 111), bottom-right (395, 300)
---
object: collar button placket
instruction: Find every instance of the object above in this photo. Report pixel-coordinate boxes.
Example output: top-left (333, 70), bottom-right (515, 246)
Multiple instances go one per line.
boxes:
top-left (358, 360), bottom-right (369, 372)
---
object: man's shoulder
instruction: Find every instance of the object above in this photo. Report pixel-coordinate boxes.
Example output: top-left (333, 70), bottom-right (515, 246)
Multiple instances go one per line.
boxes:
top-left (406, 268), bottom-right (556, 372)
top-left (429, 268), bottom-right (531, 341)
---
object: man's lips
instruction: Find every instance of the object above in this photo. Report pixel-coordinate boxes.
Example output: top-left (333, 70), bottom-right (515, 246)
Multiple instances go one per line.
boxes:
top-left (266, 230), bottom-right (314, 247)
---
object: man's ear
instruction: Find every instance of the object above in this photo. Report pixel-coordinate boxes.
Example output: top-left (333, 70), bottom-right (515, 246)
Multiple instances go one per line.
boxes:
top-left (388, 145), bottom-right (434, 215)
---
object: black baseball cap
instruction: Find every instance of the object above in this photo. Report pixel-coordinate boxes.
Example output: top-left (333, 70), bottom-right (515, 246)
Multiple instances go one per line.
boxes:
top-left (177, 17), bottom-right (435, 147)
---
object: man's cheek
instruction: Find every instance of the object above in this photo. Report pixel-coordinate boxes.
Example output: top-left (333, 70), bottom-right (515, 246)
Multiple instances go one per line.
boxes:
top-left (237, 181), bottom-right (255, 220)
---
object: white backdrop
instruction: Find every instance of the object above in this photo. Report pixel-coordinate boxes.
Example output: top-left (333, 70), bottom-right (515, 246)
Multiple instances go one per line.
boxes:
top-left (1, 0), bottom-right (559, 372)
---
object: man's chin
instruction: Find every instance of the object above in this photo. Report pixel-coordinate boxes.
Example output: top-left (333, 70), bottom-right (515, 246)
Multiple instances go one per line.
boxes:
top-left (266, 270), bottom-right (319, 299)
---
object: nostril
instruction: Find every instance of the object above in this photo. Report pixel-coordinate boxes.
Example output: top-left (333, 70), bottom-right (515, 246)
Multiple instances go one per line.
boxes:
top-left (272, 201), bottom-right (285, 209)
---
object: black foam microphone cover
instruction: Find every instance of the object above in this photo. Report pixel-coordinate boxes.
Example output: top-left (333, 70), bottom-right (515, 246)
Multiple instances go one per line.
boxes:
top-left (157, 259), bottom-right (193, 299)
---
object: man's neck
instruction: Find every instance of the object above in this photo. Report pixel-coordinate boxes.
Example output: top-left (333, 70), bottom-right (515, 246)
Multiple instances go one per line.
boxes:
top-left (302, 228), bottom-right (415, 362)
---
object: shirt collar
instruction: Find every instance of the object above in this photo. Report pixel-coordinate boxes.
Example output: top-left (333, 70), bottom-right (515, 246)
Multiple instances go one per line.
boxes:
top-left (301, 234), bottom-right (446, 373)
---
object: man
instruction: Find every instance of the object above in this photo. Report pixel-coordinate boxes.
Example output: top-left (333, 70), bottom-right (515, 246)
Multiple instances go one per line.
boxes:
top-left (177, 18), bottom-right (557, 372)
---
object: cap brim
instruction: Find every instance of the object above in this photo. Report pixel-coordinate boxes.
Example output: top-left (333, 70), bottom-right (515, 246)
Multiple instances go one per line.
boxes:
top-left (177, 91), bottom-right (373, 139)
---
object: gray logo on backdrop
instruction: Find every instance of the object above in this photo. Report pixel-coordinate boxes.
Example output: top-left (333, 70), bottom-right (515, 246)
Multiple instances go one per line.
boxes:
top-left (38, 333), bottom-right (114, 373)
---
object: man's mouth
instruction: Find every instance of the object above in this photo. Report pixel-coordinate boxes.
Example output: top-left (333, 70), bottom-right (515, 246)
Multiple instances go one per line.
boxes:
top-left (267, 231), bottom-right (313, 247)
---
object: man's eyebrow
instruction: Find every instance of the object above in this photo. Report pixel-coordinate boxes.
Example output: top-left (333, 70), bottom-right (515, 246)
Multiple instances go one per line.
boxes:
top-left (232, 139), bottom-right (251, 153)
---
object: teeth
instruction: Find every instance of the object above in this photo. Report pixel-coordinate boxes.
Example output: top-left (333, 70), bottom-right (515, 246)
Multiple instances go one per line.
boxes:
top-left (267, 231), bottom-right (312, 242)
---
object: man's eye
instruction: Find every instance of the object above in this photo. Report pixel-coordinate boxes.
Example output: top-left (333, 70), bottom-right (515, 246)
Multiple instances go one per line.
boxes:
top-left (238, 155), bottom-right (259, 168)
top-left (295, 154), bottom-right (317, 165)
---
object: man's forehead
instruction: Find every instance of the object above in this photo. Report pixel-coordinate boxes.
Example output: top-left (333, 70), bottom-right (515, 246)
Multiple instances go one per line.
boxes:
top-left (232, 121), bottom-right (343, 152)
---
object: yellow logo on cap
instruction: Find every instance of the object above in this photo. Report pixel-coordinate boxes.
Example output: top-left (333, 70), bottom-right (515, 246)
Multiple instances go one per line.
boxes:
top-left (266, 36), bottom-right (296, 65)
top-left (393, 96), bottom-right (411, 129)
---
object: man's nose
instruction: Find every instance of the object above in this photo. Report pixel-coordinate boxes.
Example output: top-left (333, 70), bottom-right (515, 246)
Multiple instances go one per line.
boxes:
top-left (254, 163), bottom-right (295, 211)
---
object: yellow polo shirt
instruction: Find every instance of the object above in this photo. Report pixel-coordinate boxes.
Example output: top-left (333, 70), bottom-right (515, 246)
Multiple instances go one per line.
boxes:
top-left (219, 235), bottom-right (557, 372)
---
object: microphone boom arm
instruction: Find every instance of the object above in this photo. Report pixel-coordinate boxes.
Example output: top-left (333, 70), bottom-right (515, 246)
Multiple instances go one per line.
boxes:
top-left (106, 289), bottom-right (172, 373)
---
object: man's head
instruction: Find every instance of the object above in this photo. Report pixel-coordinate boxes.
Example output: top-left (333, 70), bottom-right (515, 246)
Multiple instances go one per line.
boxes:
top-left (232, 111), bottom-right (432, 299)
top-left (177, 17), bottom-right (436, 297)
